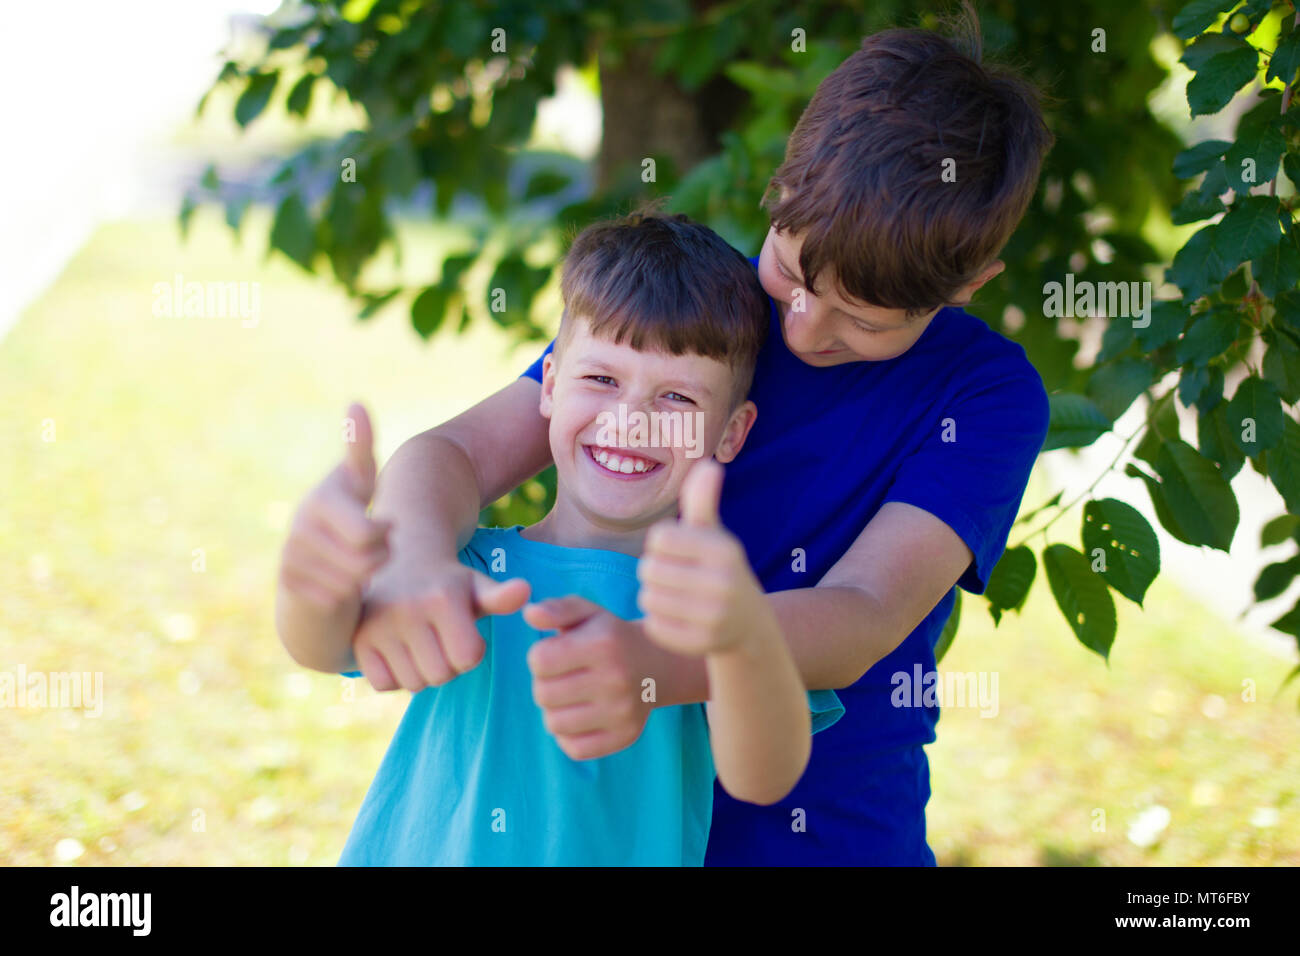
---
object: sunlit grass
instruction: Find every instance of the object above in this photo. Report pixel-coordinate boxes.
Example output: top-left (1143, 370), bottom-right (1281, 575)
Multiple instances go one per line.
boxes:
top-left (1, 214), bottom-right (1295, 865)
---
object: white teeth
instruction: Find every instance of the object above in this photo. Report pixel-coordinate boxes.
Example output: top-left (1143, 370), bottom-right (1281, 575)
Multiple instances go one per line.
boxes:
top-left (590, 447), bottom-right (653, 474)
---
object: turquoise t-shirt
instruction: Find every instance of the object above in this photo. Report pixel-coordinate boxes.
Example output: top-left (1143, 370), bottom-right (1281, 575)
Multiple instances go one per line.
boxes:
top-left (338, 526), bottom-right (843, 866)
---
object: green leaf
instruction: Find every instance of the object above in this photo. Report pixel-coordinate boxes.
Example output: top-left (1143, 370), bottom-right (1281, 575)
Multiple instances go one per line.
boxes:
top-left (224, 195), bottom-right (249, 235)
top-left (1098, 316), bottom-right (1137, 361)
top-left (1175, 306), bottom-right (1239, 366)
top-left (1215, 196), bottom-right (1283, 269)
top-left (1261, 514), bottom-right (1300, 546)
top-left (1043, 393), bottom-right (1112, 451)
top-left (1186, 43), bottom-right (1259, 117)
top-left (1267, 28), bottom-right (1300, 84)
top-left (1225, 376), bottom-right (1284, 454)
top-left (1252, 237), bottom-right (1300, 299)
top-left (1197, 402), bottom-right (1246, 478)
top-left (934, 589), bottom-right (961, 664)
top-left (1087, 359), bottom-right (1154, 421)
top-left (1153, 439), bottom-right (1240, 550)
top-left (1254, 555), bottom-right (1300, 602)
top-left (357, 288), bottom-right (400, 321)
top-left (178, 193), bottom-right (197, 240)
top-left (1265, 416), bottom-right (1300, 514)
top-left (985, 546), bottom-right (1037, 624)
top-left (1269, 598), bottom-right (1300, 638)
top-left (1225, 122), bottom-right (1286, 193)
top-left (410, 285), bottom-right (451, 339)
top-left (1082, 498), bottom-right (1161, 607)
top-left (235, 71), bottom-right (278, 128)
top-left (1168, 226), bottom-right (1232, 301)
top-left (1043, 544), bottom-right (1117, 661)
top-left (1135, 391), bottom-right (1182, 466)
top-left (286, 73), bottom-right (315, 116)
top-left (1178, 363), bottom-right (1224, 412)
top-left (1137, 300), bottom-right (1188, 352)
top-left (723, 61), bottom-right (805, 97)
top-left (1284, 153), bottom-right (1300, 192)
top-left (486, 254), bottom-right (551, 327)
top-left (1263, 336), bottom-right (1300, 404)
top-left (1015, 490), bottom-right (1064, 526)
top-left (1174, 139), bottom-right (1231, 178)
top-left (380, 141), bottom-right (420, 197)
top-left (1276, 290), bottom-right (1300, 341)
top-left (523, 168), bottom-right (572, 202)
top-left (1172, 161), bottom-right (1228, 224)
top-left (269, 194), bottom-right (314, 270)
top-left (1173, 0), bottom-right (1240, 40)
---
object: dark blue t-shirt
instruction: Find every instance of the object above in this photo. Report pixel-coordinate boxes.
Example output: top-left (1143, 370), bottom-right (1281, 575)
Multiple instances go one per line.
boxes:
top-left (520, 256), bottom-right (1049, 865)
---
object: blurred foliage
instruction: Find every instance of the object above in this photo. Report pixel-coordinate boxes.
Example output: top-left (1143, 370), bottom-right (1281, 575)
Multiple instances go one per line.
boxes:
top-left (189, 0), bottom-right (1300, 676)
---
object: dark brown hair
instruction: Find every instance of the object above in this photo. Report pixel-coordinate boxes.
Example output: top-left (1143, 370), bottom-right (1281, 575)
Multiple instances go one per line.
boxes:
top-left (558, 208), bottom-right (769, 404)
top-left (761, 8), bottom-right (1053, 315)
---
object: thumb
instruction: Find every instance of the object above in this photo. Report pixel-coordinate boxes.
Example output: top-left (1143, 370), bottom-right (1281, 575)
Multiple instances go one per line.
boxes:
top-left (679, 458), bottom-right (723, 528)
top-left (341, 402), bottom-right (377, 503)
top-left (471, 573), bottom-right (531, 617)
top-left (521, 595), bottom-right (604, 632)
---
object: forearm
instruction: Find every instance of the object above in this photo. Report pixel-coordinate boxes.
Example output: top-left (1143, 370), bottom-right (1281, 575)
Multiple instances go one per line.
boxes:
top-left (704, 614), bottom-right (811, 805)
top-left (647, 585), bottom-right (888, 707)
top-left (368, 432), bottom-right (483, 568)
top-left (275, 581), bottom-right (362, 673)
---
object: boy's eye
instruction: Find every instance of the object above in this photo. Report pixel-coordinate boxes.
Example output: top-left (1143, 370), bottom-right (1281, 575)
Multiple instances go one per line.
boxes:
top-left (585, 374), bottom-right (616, 385)
top-left (851, 320), bottom-right (881, 335)
top-left (664, 392), bottom-right (695, 404)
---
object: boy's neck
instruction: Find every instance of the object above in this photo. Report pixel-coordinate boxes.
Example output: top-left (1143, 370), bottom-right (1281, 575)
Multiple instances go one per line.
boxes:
top-left (519, 493), bottom-right (663, 557)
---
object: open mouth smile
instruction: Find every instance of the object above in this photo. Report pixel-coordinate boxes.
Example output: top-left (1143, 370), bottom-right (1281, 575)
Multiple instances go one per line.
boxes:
top-left (584, 444), bottom-right (663, 478)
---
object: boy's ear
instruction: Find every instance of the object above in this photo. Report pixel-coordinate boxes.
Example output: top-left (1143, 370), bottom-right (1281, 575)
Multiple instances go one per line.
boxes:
top-left (538, 354), bottom-right (557, 419)
top-left (951, 259), bottom-right (1006, 306)
top-left (713, 400), bottom-right (757, 465)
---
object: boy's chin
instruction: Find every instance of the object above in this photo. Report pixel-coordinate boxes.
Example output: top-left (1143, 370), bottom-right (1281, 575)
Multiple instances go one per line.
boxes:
top-left (575, 498), bottom-right (665, 530)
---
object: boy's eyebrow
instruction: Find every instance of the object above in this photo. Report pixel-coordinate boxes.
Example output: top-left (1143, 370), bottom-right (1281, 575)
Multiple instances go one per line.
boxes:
top-left (775, 244), bottom-right (906, 330)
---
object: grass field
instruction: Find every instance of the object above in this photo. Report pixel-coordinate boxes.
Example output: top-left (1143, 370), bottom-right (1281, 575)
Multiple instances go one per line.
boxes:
top-left (1, 213), bottom-right (1295, 865)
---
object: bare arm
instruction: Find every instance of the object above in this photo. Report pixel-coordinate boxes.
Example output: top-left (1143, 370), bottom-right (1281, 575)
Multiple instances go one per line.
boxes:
top-left (646, 500), bottom-right (976, 706)
top-left (702, 603), bottom-right (811, 804)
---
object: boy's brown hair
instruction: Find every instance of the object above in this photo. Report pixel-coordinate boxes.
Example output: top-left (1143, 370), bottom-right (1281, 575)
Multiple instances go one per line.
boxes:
top-left (557, 209), bottom-right (769, 405)
top-left (761, 9), bottom-right (1053, 316)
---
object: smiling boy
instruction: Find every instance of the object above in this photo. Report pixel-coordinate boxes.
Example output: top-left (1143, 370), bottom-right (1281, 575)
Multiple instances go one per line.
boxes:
top-left (278, 212), bottom-right (842, 865)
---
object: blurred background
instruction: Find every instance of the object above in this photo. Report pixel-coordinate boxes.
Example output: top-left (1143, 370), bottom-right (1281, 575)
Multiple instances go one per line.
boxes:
top-left (2, 0), bottom-right (1296, 865)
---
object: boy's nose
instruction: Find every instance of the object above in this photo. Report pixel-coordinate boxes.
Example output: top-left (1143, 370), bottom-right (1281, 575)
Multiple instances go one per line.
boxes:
top-left (783, 299), bottom-right (837, 353)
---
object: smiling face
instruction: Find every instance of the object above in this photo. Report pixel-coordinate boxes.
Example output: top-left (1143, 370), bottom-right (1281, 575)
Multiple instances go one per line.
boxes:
top-left (757, 225), bottom-right (1005, 366)
top-left (537, 317), bottom-right (756, 542)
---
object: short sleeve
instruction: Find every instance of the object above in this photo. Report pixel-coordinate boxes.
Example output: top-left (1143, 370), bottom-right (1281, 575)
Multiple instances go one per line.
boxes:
top-left (520, 339), bottom-right (555, 383)
top-left (808, 688), bottom-right (844, 734)
top-left (882, 356), bottom-right (1049, 594)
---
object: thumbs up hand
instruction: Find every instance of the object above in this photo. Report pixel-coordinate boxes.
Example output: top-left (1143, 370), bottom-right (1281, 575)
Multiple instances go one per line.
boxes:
top-left (636, 459), bottom-right (762, 656)
top-left (279, 402), bottom-right (393, 611)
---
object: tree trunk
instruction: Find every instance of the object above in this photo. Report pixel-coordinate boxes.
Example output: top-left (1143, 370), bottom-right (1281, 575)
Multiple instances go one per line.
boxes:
top-left (596, 41), bottom-right (748, 191)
